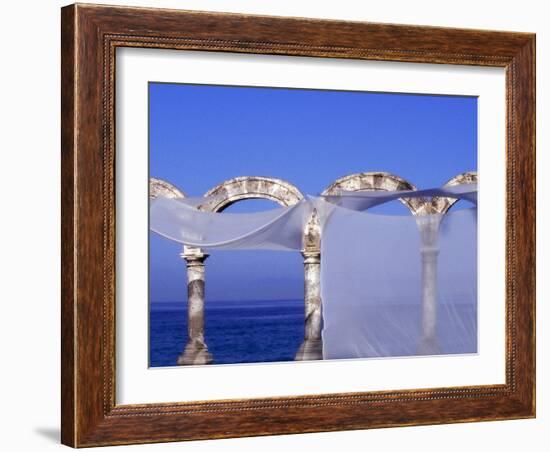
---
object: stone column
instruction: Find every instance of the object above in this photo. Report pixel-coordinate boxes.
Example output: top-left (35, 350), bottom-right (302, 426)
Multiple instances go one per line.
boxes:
top-left (416, 215), bottom-right (441, 355)
top-left (296, 210), bottom-right (323, 361)
top-left (177, 247), bottom-right (213, 365)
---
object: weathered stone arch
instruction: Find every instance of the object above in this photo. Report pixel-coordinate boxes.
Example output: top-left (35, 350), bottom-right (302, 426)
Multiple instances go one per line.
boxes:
top-left (431, 171), bottom-right (478, 214)
top-left (149, 177), bottom-right (186, 200)
top-left (200, 176), bottom-right (323, 361)
top-left (149, 177), bottom-right (212, 366)
top-left (321, 171), bottom-right (477, 357)
top-left (323, 171), bottom-right (415, 194)
top-left (201, 176), bottom-right (304, 212)
top-left (149, 176), bottom-right (322, 363)
top-left (150, 172), bottom-right (478, 364)
top-left (201, 175), bottom-right (316, 255)
top-left (322, 171), bottom-right (429, 215)
top-left (445, 171), bottom-right (478, 187)
top-left (415, 171), bottom-right (477, 355)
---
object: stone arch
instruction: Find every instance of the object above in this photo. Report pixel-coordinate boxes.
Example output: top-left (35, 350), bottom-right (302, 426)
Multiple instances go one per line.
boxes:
top-left (149, 177), bottom-right (197, 257)
top-left (200, 176), bottom-right (324, 361)
top-left (322, 171), bottom-right (429, 215)
top-left (149, 177), bottom-right (186, 200)
top-left (321, 171), bottom-right (477, 357)
top-left (201, 175), bottom-right (316, 255)
top-left (200, 176), bottom-right (304, 212)
top-left (431, 171), bottom-right (478, 214)
top-left (149, 177), bottom-right (212, 365)
top-left (415, 171), bottom-right (477, 355)
top-left (149, 177), bottom-right (200, 254)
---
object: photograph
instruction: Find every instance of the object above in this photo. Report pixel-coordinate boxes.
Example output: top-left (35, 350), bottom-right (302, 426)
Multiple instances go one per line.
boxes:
top-left (148, 82), bottom-right (478, 367)
top-left (54, 2), bottom-right (536, 447)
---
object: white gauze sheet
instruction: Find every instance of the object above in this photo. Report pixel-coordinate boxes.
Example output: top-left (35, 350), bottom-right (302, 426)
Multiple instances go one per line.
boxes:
top-left (320, 205), bottom-right (477, 359)
top-left (150, 186), bottom-right (477, 360)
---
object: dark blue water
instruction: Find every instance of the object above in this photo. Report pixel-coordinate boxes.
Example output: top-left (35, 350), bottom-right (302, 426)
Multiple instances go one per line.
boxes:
top-left (149, 300), bottom-right (305, 367)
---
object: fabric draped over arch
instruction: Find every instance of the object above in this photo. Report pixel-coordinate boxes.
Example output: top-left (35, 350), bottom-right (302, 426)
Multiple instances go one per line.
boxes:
top-left (149, 172), bottom-right (478, 364)
top-left (149, 177), bottom-right (212, 365)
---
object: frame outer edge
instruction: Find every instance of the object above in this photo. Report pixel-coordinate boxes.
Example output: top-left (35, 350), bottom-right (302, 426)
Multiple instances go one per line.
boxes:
top-left (514, 35), bottom-right (536, 415)
top-left (60, 3), bottom-right (536, 446)
top-left (61, 3), bottom-right (77, 448)
top-left (531, 35), bottom-right (536, 417)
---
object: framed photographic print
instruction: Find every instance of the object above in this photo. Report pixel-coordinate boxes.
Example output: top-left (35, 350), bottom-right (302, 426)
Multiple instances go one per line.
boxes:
top-left (61, 3), bottom-right (536, 447)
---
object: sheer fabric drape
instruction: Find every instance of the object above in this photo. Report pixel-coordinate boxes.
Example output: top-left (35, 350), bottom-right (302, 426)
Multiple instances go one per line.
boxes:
top-left (150, 186), bottom-right (477, 359)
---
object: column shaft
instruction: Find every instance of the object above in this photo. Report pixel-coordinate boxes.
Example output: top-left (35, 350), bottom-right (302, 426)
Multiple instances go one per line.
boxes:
top-left (177, 250), bottom-right (213, 365)
top-left (418, 248), bottom-right (440, 353)
top-left (295, 251), bottom-right (323, 360)
top-left (304, 253), bottom-right (322, 341)
top-left (416, 215), bottom-right (442, 355)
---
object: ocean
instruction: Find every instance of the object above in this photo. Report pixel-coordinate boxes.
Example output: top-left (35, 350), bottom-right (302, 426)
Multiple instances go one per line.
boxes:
top-left (149, 299), bottom-right (477, 367)
top-left (149, 299), bottom-right (305, 367)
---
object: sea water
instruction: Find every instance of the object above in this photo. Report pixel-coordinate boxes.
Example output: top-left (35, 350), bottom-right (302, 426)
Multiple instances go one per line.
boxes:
top-left (149, 299), bottom-right (305, 367)
top-left (149, 300), bottom-right (476, 367)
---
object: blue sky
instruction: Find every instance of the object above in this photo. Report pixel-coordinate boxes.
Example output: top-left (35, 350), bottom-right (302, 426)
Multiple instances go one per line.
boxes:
top-left (149, 82), bottom-right (477, 303)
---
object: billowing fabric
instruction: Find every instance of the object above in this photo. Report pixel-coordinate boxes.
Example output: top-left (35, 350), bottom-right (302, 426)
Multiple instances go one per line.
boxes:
top-left (150, 196), bottom-right (315, 251)
top-left (323, 183), bottom-right (477, 211)
top-left (150, 185), bottom-right (478, 359)
top-left (320, 206), bottom-right (477, 359)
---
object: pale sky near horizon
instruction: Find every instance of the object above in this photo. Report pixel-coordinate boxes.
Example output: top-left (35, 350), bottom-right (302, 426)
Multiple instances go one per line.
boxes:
top-left (149, 82), bottom-right (477, 303)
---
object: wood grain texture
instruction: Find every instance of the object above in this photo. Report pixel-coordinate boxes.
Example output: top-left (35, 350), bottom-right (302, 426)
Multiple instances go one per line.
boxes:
top-left (60, 5), bottom-right (76, 446)
top-left (60, 3), bottom-right (536, 447)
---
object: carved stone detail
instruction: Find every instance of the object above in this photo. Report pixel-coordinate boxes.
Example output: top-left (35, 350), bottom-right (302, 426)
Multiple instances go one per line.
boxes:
top-left (295, 210), bottom-right (323, 360)
top-left (149, 177), bottom-right (186, 200)
top-left (200, 176), bottom-right (304, 212)
top-left (431, 171), bottom-right (478, 214)
top-left (322, 171), bottom-right (429, 215)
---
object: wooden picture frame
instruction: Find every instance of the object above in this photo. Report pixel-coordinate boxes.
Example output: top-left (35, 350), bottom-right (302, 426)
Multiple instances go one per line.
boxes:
top-left (61, 3), bottom-right (535, 447)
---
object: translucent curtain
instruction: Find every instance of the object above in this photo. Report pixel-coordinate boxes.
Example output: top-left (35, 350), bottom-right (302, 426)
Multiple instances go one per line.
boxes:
top-left (320, 206), bottom-right (477, 359)
top-left (150, 186), bottom-right (477, 360)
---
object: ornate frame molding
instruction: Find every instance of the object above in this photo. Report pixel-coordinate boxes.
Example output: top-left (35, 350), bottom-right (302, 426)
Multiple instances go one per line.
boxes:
top-left (61, 4), bottom-right (535, 447)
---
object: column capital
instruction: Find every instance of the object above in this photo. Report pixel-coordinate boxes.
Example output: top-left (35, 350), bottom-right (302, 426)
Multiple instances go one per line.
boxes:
top-left (301, 250), bottom-right (321, 264)
top-left (302, 208), bottom-right (321, 254)
top-left (180, 246), bottom-right (209, 264)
